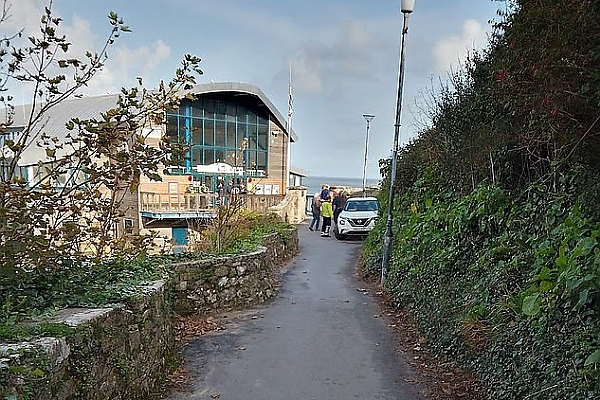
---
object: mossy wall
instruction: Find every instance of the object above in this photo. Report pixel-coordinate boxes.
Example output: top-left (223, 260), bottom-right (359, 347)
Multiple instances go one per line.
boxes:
top-left (0, 281), bottom-right (173, 400)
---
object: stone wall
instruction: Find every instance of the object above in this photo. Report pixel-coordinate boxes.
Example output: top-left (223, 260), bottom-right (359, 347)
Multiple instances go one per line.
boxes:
top-left (269, 187), bottom-right (307, 224)
top-left (172, 230), bottom-right (298, 315)
top-left (0, 280), bottom-right (172, 400)
top-left (0, 229), bottom-right (298, 400)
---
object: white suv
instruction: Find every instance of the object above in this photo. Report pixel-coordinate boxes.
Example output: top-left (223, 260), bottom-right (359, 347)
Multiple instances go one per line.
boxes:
top-left (334, 196), bottom-right (379, 240)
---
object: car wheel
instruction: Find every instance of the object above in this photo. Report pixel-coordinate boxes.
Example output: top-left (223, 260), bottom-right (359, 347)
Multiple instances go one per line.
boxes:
top-left (334, 227), bottom-right (346, 240)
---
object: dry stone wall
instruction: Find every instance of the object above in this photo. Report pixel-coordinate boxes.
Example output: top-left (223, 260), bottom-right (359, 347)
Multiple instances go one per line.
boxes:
top-left (0, 229), bottom-right (298, 400)
top-left (172, 231), bottom-right (298, 315)
top-left (0, 280), bottom-right (173, 400)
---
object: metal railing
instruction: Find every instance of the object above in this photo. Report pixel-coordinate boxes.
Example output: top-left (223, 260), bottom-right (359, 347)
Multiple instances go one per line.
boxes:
top-left (139, 191), bottom-right (284, 214)
top-left (140, 192), bottom-right (218, 212)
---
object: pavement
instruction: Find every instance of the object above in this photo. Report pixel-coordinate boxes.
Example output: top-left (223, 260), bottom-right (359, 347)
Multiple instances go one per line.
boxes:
top-left (166, 220), bottom-right (425, 400)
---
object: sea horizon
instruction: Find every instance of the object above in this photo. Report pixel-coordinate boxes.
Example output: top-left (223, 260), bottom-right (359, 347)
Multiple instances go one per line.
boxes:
top-left (302, 175), bottom-right (381, 196)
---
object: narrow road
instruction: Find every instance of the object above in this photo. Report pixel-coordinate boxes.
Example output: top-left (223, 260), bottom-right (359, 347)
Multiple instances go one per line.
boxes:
top-left (167, 222), bottom-right (425, 400)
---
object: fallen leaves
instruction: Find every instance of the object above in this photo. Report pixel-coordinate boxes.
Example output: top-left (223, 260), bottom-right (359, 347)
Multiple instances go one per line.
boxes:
top-left (359, 269), bottom-right (484, 400)
top-left (166, 315), bottom-right (226, 394)
top-left (174, 315), bottom-right (224, 342)
top-left (165, 365), bottom-right (192, 392)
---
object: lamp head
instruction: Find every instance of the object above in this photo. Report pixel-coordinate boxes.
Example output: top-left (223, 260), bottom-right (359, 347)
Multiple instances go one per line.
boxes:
top-left (401, 0), bottom-right (415, 13)
top-left (363, 113), bottom-right (376, 123)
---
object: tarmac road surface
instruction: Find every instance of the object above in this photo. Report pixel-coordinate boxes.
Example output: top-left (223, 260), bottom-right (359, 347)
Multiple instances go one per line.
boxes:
top-left (166, 222), bottom-right (425, 400)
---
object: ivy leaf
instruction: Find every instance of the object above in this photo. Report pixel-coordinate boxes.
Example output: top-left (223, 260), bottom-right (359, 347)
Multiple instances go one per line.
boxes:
top-left (522, 293), bottom-right (541, 316)
top-left (573, 288), bottom-right (590, 310)
top-left (577, 236), bottom-right (596, 257)
top-left (584, 349), bottom-right (600, 366)
top-left (555, 254), bottom-right (567, 268)
top-left (9, 365), bottom-right (25, 374)
top-left (32, 367), bottom-right (45, 378)
top-left (539, 280), bottom-right (554, 292)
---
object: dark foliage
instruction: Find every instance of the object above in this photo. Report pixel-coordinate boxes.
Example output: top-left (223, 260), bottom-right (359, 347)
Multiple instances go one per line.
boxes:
top-left (365, 1), bottom-right (600, 398)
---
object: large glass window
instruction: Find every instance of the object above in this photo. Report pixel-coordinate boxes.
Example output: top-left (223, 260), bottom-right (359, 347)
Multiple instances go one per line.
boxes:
top-left (257, 151), bottom-right (267, 170)
top-left (165, 95), bottom-right (271, 176)
top-left (204, 148), bottom-right (215, 165)
top-left (237, 121), bottom-right (247, 144)
top-left (226, 122), bottom-right (236, 149)
top-left (257, 124), bottom-right (268, 151)
top-left (192, 101), bottom-right (203, 118)
top-left (248, 126), bottom-right (258, 151)
top-left (215, 100), bottom-right (226, 120)
top-left (247, 150), bottom-right (256, 167)
top-left (215, 149), bottom-right (225, 163)
top-left (226, 104), bottom-right (237, 122)
top-left (191, 121), bottom-right (202, 145)
top-left (204, 120), bottom-right (214, 146)
top-left (166, 115), bottom-right (179, 142)
top-left (215, 120), bottom-right (226, 147)
top-left (204, 99), bottom-right (215, 119)
top-left (191, 146), bottom-right (203, 165)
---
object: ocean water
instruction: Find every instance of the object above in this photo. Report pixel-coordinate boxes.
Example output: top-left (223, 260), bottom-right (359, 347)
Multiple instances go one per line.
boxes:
top-left (302, 175), bottom-right (381, 196)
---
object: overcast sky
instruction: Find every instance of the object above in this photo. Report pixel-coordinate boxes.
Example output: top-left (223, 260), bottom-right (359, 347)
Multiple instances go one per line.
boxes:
top-left (3, 0), bottom-right (505, 180)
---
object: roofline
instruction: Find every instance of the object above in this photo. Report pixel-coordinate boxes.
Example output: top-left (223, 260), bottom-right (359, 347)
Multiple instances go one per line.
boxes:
top-left (290, 166), bottom-right (309, 177)
top-left (182, 82), bottom-right (297, 142)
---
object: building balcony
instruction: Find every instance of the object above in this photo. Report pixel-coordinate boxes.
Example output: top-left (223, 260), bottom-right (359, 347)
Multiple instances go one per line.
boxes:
top-left (139, 191), bottom-right (285, 226)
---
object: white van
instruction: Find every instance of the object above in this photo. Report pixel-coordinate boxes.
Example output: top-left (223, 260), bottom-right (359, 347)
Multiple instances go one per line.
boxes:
top-left (334, 196), bottom-right (379, 240)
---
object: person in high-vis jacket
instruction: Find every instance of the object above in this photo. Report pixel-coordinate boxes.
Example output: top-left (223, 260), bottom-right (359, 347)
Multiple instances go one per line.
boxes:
top-left (320, 195), bottom-right (334, 237)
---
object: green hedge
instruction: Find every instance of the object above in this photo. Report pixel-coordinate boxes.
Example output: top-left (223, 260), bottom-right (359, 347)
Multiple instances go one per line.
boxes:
top-left (362, 181), bottom-right (599, 399)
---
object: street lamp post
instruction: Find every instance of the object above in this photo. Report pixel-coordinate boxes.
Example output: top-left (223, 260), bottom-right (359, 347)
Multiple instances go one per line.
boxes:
top-left (381, 0), bottom-right (415, 285)
top-left (362, 113), bottom-right (376, 197)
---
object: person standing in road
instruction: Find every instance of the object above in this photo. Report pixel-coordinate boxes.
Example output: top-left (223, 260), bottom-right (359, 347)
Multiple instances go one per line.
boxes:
top-left (320, 184), bottom-right (330, 202)
top-left (332, 190), bottom-right (346, 225)
top-left (309, 192), bottom-right (321, 231)
top-left (320, 194), bottom-right (334, 237)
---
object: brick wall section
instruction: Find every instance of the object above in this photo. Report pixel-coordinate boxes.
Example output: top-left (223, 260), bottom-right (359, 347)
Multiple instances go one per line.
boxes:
top-left (0, 228), bottom-right (298, 400)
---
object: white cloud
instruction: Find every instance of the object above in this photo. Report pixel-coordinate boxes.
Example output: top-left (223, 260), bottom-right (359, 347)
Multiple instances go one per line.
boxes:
top-left (292, 47), bottom-right (325, 95)
top-left (290, 18), bottom-right (374, 95)
top-left (2, 1), bottom-right (172, 99)
top-left (80, 40), bottom-right (172, 95)
top-left (433, 19), bottom-right (488, 71)
top-left (0, 0), bottom-right (43, 35)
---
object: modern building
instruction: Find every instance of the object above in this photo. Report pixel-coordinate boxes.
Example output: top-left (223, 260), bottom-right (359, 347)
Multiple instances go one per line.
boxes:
top-left (162, 82), bottom-right (296, 195)
top-left (2, 82), bottom-right (298, 245)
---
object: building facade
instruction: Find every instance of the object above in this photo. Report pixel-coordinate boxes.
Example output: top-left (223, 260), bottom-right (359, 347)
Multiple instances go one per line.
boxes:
top-left (3, 82), bottom-right (297, 246)
top-left (162, 82), bottom-right (296, 196)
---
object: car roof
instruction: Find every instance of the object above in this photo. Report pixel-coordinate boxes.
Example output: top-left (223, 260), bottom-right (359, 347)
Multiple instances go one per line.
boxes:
top-left (346, 197), bottom-right (378, 201)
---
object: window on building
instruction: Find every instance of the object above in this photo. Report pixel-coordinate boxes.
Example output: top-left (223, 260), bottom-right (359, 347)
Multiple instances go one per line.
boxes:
top-left (191, 120), bottom-right (202, 145)
top-left (215, 120), bottom-right (226, 147)
top-left (204, 99), bottom-right (215, 119)
top-left (165, 95), bottom-right (271, 175)
top-left (191, 146), bottom-right (203, 165)
top-left (258, 124), bottom-right (268, 151)
top-left (226, 121), bottom-right (236, 148)
top-left (204, 148), bottom-right (215, 165)
top-left (226, 103), bottom-right (237, 122)
top-left (204, 120), bottom-right (214, 146)
top-left (124, 218), bottom-right (134, 234)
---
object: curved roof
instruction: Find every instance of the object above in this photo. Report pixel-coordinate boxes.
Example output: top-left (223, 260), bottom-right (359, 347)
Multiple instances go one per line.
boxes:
top-left (182, 82), bottom-right (297, 142)
top-left (9, 82), bottom-right (296, 165)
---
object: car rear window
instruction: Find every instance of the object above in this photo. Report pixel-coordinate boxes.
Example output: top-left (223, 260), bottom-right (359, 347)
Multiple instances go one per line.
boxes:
top-left (345, 200), bottom-right (379, 212)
